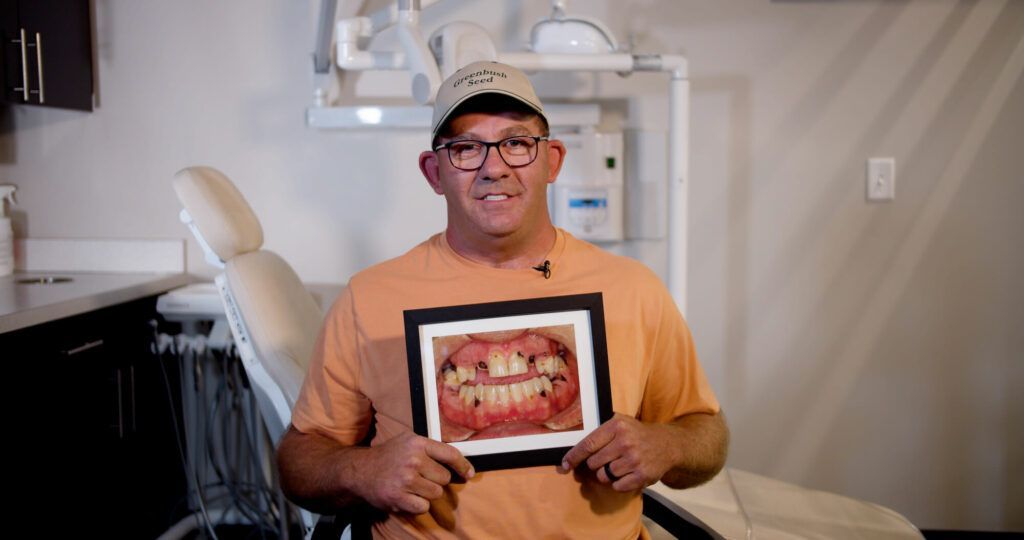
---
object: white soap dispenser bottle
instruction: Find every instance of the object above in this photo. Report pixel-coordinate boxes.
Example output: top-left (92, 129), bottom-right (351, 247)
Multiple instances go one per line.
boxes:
top-left (0, 184), bottom-right (16, 276)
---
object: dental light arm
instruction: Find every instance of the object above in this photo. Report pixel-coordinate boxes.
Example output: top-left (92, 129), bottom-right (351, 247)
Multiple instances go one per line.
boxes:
top-left (335, 16), bottom-right (405, 71)
top-left (334, 0), bottom-right (443, 104)
top-left (397, 0), bottom-right (442, 104)
top-left (325, 1), bottom-right (691, 311)
top-left (313, 0), bottom-right (338, 73)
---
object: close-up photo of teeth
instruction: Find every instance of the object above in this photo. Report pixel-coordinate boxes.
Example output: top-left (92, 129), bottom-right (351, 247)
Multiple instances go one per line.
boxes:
top-left (432, 325), bottom-right (582, 443)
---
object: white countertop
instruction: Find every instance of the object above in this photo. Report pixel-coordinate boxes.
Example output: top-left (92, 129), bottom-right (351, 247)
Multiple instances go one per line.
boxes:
top-left (0, 271), bottom-right (191, 334)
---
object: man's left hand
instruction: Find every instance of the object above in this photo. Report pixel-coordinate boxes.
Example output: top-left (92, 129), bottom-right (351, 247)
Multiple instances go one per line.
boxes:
top-left (558, 413), bottom-right (682, 492)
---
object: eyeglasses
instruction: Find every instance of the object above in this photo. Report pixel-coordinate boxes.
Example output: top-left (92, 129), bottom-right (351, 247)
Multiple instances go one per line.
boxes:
top-left (434, 135), bottom-right (549, 171)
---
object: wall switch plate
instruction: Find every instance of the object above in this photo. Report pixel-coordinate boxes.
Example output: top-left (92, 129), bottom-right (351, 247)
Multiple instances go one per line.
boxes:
top-left (867, 157), bottom-right (895, 201)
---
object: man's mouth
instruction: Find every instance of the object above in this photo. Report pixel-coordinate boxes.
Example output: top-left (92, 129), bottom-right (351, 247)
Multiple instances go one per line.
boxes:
top-left (482, 194), bottom-right (509, 201)
top-left (435, 327), bottom-right (582, 442)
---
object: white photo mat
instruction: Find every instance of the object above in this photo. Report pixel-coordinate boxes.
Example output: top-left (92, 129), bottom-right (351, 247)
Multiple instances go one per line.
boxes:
top-left (418, 310), bottom-right (599, 456)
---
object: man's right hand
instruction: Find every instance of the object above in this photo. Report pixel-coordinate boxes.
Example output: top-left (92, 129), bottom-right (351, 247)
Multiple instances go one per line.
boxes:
top-left (277, 426), bottom-right (474, 517)
top-left (352, 432), bottom-right (475, 515)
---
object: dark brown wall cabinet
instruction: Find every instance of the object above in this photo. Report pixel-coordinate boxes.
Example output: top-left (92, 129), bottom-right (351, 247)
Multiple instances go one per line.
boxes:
top-left (1, 0), bottom-right (94, 111)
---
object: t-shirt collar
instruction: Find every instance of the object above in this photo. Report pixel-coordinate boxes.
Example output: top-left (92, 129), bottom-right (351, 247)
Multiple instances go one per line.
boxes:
top-left (437, 227), bottom-right (566, 277)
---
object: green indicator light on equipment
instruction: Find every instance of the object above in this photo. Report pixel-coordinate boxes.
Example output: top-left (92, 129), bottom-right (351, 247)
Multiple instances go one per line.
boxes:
top-left (605, 157), bottom-right (616, 169)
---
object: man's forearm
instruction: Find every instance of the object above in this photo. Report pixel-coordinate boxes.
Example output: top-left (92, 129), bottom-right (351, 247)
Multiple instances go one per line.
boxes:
top-left (276, 425), bottom-right (369, 514)
top-left (659, 411), bottom-right (729, 489)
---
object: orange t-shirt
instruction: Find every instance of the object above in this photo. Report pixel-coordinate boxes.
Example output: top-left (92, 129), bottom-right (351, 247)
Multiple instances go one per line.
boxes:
top-left (291, 229), bottom-right (720, 539)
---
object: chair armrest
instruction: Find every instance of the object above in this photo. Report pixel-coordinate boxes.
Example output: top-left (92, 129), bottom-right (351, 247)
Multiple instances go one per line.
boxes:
top-left (311, 503), bottom-right (380, 540)
top-left (643, 488), bottom-right (724, 539)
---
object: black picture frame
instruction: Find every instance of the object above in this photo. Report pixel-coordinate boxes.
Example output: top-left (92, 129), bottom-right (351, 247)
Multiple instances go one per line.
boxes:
top-left (404, 292), bottom-right (612, 471)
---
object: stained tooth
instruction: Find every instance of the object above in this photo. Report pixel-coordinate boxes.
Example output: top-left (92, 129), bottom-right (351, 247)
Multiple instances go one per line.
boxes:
top-left (484, 385), bottom-right (498, 403)
top-left (474, 384), bottom-right (485, 401)
top-left (488, 352), bottom-right (509, 377)
top-left (496, 384), bottom-right (510, 405)
top-left (443, 370), bottom-right (459, 388)
top-left (521, 378), bottom-right (535, 398)
top-left (459, 385), bottom-right (470, 404)
top-left (530, 377), bottom-right (544, 394)
top-left (457, 365), bottom-right (476, 383)
top-left (509, 352), bottom-right (529, 376)
top-left (509, 382), bottom-right (524, 402)
top-left (555, 357), bottom-right (567, 373)
top-left (536, 355), bottom-right (554, 376)
top-left (541, 376), bottom-right (553, 394)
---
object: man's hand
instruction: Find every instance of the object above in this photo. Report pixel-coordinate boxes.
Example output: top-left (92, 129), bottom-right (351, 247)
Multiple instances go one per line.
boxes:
top-left (277, 426), bottom-right (474, 517)
top-left (559, 414), bottom-right (680, 491)
top-left (558, 412), bottom-right (727, 492)
top-left (354, 432), bottom-right (475, 515)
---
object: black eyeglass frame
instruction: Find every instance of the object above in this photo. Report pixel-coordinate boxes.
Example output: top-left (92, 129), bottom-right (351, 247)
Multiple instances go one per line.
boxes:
top-left (433, 135), bottom-right (550, 171)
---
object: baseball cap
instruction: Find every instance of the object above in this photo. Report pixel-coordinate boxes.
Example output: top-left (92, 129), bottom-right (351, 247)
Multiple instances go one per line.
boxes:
top-left (430, 61), bottom-right (548, 142)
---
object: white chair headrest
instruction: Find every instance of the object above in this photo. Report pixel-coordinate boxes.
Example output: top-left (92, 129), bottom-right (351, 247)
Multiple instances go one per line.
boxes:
top-left (172, 166), bottom-right (264, 262)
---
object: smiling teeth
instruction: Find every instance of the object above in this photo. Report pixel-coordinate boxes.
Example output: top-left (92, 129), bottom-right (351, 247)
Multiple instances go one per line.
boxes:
top-left (488, 352), bottom-right (509, 377)
top-left (450, 349), bottom-right (564, 398)
top-left (509, 352), bottom-right (529, 376)
top-left (484, 194), bottom-right (508, 201)
top-left (496, 384), bottom-right (510, 405)
top-left (535, 355), bottom-right (554, 376)
top-left (509, 382), bottom-right (524, 403)
top-left (458, 377), bottom-right (560, 407)
top-left (456, 365), bottom-right (476, 383)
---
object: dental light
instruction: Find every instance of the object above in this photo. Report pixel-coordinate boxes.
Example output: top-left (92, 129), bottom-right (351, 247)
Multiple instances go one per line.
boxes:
top-left (315, 0), bottom-right (692, 312)
top-left (529, 0), bottom-right (618, 54)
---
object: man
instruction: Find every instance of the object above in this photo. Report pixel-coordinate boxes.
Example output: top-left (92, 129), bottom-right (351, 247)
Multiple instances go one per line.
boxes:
top-left (277, 61), bottom-right (728, 538)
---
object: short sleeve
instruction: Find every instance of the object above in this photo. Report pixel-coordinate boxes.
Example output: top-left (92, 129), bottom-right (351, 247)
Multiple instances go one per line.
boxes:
top-left (638, 287), bottom-right (720, 423)
top-left (290, 285), bottom-right (374, 445)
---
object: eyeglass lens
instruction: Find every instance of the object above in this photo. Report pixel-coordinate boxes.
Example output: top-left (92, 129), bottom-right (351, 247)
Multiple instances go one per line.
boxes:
top-left (447, 136), bottom-right (540, 170)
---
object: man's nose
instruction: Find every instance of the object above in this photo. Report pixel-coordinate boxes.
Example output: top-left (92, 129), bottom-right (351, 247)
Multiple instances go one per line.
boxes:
top-left (477, 144), bottom-right (511, 181)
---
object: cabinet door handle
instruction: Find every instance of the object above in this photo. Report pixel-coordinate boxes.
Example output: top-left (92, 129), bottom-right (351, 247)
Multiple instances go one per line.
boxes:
top-left (13, 28), bottom-right (28, 101)
top-left (129, 365), bottom-right (136, 432)
top-left (64, 339), bottom-right (104, 355)
top-left (116, 368), bottom-right (124, 438)
top-left (34, 32), bottom-right (44, 103)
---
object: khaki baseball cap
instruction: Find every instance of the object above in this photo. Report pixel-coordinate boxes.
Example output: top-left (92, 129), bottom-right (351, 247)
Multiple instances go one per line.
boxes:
top-left (431, 61), bottom-right (548, 141)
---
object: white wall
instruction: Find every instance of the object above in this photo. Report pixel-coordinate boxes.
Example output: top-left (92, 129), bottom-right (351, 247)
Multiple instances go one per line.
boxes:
top-left (1, 0), bottom-right (1021, 531)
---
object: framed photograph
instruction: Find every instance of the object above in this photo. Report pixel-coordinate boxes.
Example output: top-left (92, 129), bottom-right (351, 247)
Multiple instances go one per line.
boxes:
top-left (404, 293), bottom-right (612, 471)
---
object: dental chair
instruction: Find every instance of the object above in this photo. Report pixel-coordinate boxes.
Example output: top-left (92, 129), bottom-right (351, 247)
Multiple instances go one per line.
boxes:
top-left (173, 166), bottom-right (324, 538)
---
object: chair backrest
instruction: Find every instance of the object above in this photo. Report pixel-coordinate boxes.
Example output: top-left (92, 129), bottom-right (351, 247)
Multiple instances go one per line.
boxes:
top-left (172, 166), bottom-right (322, 442)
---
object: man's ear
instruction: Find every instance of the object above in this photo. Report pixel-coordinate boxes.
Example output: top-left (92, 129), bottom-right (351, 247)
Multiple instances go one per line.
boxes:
top-left (545, 139), bottom-right (567, 184)
top-left (419, 150), bottom-right (444, 195)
